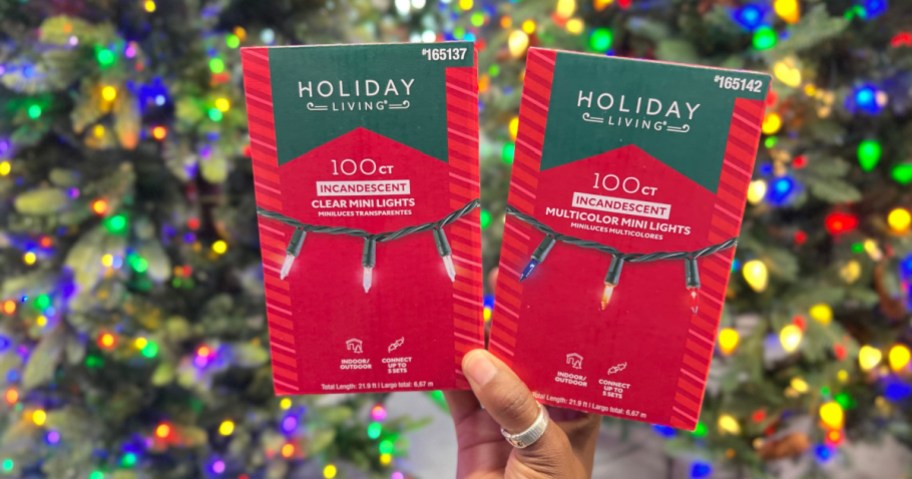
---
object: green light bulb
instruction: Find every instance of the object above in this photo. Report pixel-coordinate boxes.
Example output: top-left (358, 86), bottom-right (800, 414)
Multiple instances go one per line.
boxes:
top-left (752, 27), bottom-right (778, 50)
top-left (892, 163), bottom-right (912, 185)
top-left (480, 209), bottom-right (492, 230)
top-left (27, 104), bottom-right (42, 120)
top-left (589, 28), bottom-right (613, 52)
top-left (857, 140), bottom-right (882, 172)
top-left (209, 58), bottom-right (225, 74)
top-left (501, 143), bottom-right (515, 164)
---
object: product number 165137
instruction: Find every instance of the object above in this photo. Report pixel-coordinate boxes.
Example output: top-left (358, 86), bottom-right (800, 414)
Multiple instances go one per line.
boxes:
top-left (421, 47), bottom-right (468, 61)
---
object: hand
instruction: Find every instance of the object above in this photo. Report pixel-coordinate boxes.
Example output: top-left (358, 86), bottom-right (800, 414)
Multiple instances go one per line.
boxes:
top-left (445, 349), bottom-right (601, 479)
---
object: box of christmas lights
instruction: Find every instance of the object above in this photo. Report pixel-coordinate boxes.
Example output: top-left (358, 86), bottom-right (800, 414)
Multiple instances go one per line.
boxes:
top-left (490, 48), bottom-right (769, 429)
top-left (241, 42), bottom-right (483, 394)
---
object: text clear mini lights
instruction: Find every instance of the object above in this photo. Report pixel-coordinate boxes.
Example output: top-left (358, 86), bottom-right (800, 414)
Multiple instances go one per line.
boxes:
top-left (258, 200), bottom-right (479, 291)
top-left (508, 205), bottom-right (736, 312)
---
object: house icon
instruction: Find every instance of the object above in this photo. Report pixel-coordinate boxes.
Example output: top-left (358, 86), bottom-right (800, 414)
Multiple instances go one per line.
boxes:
top-left (565, 353), bottom-right (583, 370)
top-left (346, 338), bottom-right (363, 354)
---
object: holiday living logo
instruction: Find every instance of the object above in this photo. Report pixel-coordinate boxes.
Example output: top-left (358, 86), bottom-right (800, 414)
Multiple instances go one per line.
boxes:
top-left (575, 90), bottom-right (701, 134)
top-left (298, 78), bottom-right (415, 112)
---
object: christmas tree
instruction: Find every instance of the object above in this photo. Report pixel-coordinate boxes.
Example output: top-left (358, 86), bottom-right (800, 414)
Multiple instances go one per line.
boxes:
top-left (0, 2), bottom-right (422, 478)
top-left (3, 0), bottom-right (912, 478)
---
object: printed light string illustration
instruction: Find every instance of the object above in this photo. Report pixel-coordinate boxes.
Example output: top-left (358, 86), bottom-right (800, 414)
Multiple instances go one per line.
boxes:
top-left (256, 199), bottom-right (479, 292)
top-left (505, 205), bottom-right (737, 312)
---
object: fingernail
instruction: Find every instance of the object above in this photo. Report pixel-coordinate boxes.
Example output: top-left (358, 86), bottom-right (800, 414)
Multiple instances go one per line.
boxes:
top-left (464, 350), bottom-right (497, 387)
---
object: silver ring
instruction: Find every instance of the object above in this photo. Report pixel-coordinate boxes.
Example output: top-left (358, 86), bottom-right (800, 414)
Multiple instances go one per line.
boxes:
top-left (501, 403), bottom-right (549, 449)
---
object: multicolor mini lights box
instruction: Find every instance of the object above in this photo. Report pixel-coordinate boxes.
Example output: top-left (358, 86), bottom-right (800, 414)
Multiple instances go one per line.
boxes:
top-left (240, 42), bottom-right (483, 394)
top-left (490, 48), bottom-right (769, 429)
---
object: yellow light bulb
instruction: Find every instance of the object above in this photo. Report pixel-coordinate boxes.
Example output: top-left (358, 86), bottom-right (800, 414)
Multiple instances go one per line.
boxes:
top-left (790, 377), bottom-right (809, 393)
top-left (809, 303), bottom-right (833, 325)
top-left (887, 207), bottom-right (911, 233)
top-left (280, 398), bottom-right (292, 410)
top-left (508, 116), bottom-right (519, 140)
top-left (555, 0), bottom-right (576, 19)
top-left (323, 464), bottom-right (338, 479)
top-left (144, 0), bottom-right (157, 12)
top-left (742, 260), bottom-right (768, 292)
top-left (819, 401), bottom-right (844, 430)
top-left (23, 251), bottom-right (36, 265)
top-left (211, 240), bottom-right (228, 255)
top-left (457, 0), bottom-right (473, 10)
top-left (93, 124), bottom-right (106, 139)
top-left (840, 260), bottom-right (861, 283)
top-left (566, 18), bottom-right (584, 35)
top-left (718, 414), bottom-right (741, 435)
top-left (718, 328), bottom-right (739, 356)
top-left (219, 420), bottom-right (235, 436)
top-left (36, 315), bottom-right (47, 327)
top-left (779, 324), bottom-right (802, 353)
top-left (101, 85), bottom-right (117, 102)
top-left (134, 337), bottom-right (148, 349)
top-left (837, 369), bottom-right (849, 382)
top-left (379, 453), bottom-right (393, 465)
top-left (0, 161), bottom-right (10, 176)
top-left (215, 97), bottom-right (231, 112)
top-left (774, 0), bottom-right (800, 23)
top-left (521, 20), bottom-right (536, 34)
top-left (746, 179), bottom-right (767, 205)
top-left (762, 113), bottom-right (782, 135)
top-left (32, 409), bottom-right (47, 426)
top-left (773, 60), bottom-right (802, 87)
top-left (858, 345), bottom-right (882, 371)
top-left (863, 239), bottom-right (883, 261)
top-left (888, 344), bottom-right (911, 372)
top-left (101, 254), bottom-right (115, 268)
top-left (508, 30), bottom-right (529, 58)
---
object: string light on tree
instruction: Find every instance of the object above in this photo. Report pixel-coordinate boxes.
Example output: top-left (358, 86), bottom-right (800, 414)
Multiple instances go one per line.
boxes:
top-left (101, 85), bottom-right (117, 102)
top-left (857, 139), bottom-right (882, 171)
top-left (858, 345), bottom-right (882, 371)
top-left (746, 179), bottom-right (767, 204)
top-left (91, 199), bottom-right (109, 216)
top-left (809, 303), bottom-right (833, 325)
top-left (742, 259), bottom-right (768, 292)
top-left (323, 464), bottom-right (338, 479)
top-left (887, 207), bottom-right (910, 234)
top-left (588, 27), bottom-right (613, 52)
top-left (888, 344), bottom-right (910, 372)
top-left (218, 420), bottom-right (235, 436)
top-left (717, 414), bottom-right (741, 435)
top-left (753, 26), bottom-right (778, 50)
top-left (893, 163), bottom-right (912, 185)
top-left (779, 324), bottom-right (803, 353)
top-left (155, 422), bottom-right (172, 440)
top-left (774, 0), bottom-right (800, 23)
top-left (97, 332), bottom-right (117, 350)
top-left (825, 211), bottom-right (858, 235)
top-left (819, 401), bottom-right (844, 430)
top-left (31, 409), bottom-right (47, 427)
top-left (718, 328), bottom-right (739, 356)
top-left (733, 4), bottom-right (764, 31)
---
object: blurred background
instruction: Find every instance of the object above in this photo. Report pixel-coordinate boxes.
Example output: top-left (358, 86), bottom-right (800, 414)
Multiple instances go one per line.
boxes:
top-left (0, 0), bottom-right (911, 478)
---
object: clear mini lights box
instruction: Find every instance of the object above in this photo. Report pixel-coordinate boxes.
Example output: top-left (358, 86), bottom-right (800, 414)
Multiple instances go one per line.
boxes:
top-left (240, 42), bottom-right (483, 394)
top-left (490, 48), bottom-right (769, 429)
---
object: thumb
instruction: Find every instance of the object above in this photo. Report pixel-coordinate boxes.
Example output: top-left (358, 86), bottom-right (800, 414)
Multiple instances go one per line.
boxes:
top-left (462, 349), bottom-right (580, 478)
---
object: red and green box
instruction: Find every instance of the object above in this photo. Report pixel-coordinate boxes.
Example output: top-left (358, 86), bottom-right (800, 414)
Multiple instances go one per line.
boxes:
top-left (490, 48), bottom-right (769, 429)
top-left (241, 42), bottom-right (483, 394)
